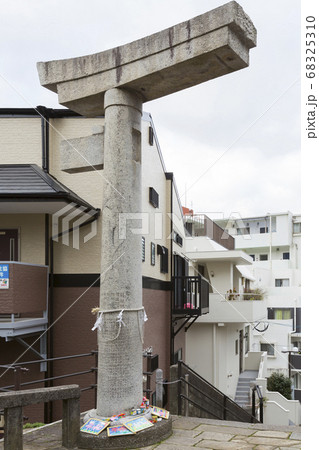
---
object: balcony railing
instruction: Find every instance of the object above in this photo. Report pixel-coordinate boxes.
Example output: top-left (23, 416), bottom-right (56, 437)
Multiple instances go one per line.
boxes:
top-left (203, 293), bottom-right (266, 324)
top-left (0, 262), bottom-right (48, 338)
top-left (184, 214), bottom-right (234, 250)
top-left (225, 290), bottom-right (265, 301)
top-left (173, 275), bottom-right (209, 316)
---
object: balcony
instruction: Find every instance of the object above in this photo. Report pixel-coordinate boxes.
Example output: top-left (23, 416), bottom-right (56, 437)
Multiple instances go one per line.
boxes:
top-left (172, 275), bottom-right (209, 316)
top-left (0, 262), bottom-right (48, 339)
top-left (184, 214), bottom-right (234, 250)
top-left (199, 293), bottom-right (266, 324)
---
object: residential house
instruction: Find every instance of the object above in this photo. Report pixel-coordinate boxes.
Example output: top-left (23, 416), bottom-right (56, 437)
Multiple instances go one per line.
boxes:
top-left (0, 107), bottom-right (210, 421)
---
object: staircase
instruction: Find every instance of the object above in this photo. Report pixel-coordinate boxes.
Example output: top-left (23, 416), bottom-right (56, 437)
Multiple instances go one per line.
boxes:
top-left (235, 370), bottom-right (258, 409)
top-left (171, 361), bottom-right (260, 423)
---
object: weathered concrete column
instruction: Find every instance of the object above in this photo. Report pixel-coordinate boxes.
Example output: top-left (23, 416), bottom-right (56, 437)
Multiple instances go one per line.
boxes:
top-left (96, 88), bottom-right (143, 417)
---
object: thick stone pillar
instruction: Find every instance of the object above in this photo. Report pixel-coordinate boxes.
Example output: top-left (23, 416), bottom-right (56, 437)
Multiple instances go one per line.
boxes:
top-left (96, 88), bottom-right (143, 417)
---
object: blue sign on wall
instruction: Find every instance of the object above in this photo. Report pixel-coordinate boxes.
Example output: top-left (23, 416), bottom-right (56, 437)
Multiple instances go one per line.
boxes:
top-left (0, 264), bottom-right (9, 289)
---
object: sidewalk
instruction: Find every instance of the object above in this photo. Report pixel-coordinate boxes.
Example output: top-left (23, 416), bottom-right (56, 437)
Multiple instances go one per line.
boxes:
top-left (0, 415), bottom-right (301, 449)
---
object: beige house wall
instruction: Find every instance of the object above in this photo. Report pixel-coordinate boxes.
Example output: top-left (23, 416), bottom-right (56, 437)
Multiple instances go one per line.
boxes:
top-left (49, 117), bottom-right (104, 209)
top-left (0, 214), bottom-right (45, 265)
top-left (0, 117), bottom-right (42, 166)
top-left (140, 118), bottom-right (171, 282)
top-left (0, 114), bottom-right (183, 280)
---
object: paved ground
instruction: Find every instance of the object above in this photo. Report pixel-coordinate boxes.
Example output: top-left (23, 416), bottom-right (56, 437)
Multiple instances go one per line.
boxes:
top-left (0, 415), bottom-right (301, 449)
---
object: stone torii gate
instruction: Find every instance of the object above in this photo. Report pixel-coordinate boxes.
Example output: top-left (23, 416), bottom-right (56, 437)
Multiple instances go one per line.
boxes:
top-left (37, 0), bottom-right (256, 429)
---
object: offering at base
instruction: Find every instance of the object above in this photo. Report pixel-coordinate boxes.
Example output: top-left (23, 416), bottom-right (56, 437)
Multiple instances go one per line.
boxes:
top-left (124, 416), bottom-right (154, 433)
top-left (80, 418), bottom-right (110, 435)
top-left (151, 406), bottom-right (170, 419)
top-left (107, 424), bottom-right (135, 437)
top-left (130, 397), bottom-right (150, 415)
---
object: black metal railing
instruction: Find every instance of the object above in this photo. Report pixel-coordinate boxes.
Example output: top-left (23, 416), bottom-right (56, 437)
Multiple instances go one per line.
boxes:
top-left (177, 361), bottom-right (260, 423)
top-left (1, 350), bottom-right (158, 409)
top-left (173, 275), bottom-right (209, 316)
top-left (252, 384), bottom-right (264, 423)
top-left (0, 351), bottom-right (98, 399)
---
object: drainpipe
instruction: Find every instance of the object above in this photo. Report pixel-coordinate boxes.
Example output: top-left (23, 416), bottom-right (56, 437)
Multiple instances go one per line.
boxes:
top-left (269, 213), bottom-right (272, 280)
top-left (39, 104), bottom-right (52, 422)
top-left (170, 176), bottom-right (174, 366)
top-left (165, 173), bottom-right (174, 365)
top-left (44, 214), bottom-right (51, 423)
top-left (212, 323), bottom-right (217, 385)
top-left (37, 105), bottom-right (50, 173)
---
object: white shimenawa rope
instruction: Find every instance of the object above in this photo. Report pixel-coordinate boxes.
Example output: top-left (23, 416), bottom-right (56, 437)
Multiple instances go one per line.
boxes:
top-left (91, 307), bottom-right (148, 343)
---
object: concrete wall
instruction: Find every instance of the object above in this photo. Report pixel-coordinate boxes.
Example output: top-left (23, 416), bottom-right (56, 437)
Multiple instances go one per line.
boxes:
top-left (257, 377), bottom-right (301, 426)
top-left (185, 322), bottom-right (242, 399)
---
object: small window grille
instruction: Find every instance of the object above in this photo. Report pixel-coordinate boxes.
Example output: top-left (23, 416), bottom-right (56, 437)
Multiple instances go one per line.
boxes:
top-left (149, 187), bottom-right (159, 208)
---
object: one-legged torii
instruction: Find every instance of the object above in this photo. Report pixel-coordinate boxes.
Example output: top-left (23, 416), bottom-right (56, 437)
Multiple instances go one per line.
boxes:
top-left (37, 0), bottom-right (256, 439)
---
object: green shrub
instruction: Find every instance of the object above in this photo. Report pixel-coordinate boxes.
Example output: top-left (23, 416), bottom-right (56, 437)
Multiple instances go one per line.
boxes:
top-left (267, 373), bottom-right (292, 400)
top-left (23, 422), bottom-right (45, 429)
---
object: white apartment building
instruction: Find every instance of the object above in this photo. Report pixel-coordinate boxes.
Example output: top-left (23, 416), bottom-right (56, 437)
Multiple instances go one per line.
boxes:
top-left (181, 213), bottom-right (267, 401)
top-left (217, 212), bottom-right (301, 401)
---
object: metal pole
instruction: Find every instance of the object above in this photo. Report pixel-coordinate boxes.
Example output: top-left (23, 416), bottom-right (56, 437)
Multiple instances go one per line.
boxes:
top-left (251, 388), bottom-right (256, 419)
top-left (177, 361), bottom-right (182, 415)
top-left (156, 369), bottom-right (163, 408)
top-left (184, 374), bottom-right (189, 417)
top-left (14, 367), bottom-right (21, 391)
top-left (260, 397), bottom-right (264, 423)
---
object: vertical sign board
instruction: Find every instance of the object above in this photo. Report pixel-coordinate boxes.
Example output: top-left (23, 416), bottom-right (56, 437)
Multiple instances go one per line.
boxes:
top-left (0, 264), bottom-right (9, 289)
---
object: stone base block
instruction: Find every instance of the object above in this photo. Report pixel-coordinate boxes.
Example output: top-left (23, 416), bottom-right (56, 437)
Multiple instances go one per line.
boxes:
top-left (77, 416), bottom-right (172, 449)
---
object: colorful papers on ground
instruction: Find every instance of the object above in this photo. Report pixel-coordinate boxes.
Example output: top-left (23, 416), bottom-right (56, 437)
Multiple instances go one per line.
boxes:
top-left (107, 424), bottom-right (135, 437)
top-left (124, 416), bottom-right (154, 433)
top-left (151, 406), bottom-right (170, 419)
top-left (80, 418), bottom-right (110, 435)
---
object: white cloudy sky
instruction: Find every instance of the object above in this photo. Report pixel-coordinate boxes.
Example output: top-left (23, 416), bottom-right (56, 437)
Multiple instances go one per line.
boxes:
top-left (0, 0), bottom-right (305, 219)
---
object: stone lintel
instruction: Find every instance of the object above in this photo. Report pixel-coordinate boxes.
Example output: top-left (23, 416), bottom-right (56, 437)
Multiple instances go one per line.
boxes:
top-left (61, 132), bottom-right (104, 173)
top-left (37, 1), bottom-right (256, 116)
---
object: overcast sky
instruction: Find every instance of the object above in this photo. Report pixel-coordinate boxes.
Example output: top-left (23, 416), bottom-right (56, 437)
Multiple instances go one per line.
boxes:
top-left (0, 0), bottom-right (303, 219)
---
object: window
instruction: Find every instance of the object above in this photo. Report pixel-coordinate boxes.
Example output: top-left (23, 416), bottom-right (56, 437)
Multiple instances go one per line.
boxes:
top-left (283, 252), bottom-right (290, 260)
top-left (142, 237), bottom-right (145, 262)
top-left (173, 231), bottom-right (183, 246)
top-left (235, 339), bottom-right (239, 355)
top-left (149, 187), bottom-right (159, 208)
top-left (293, 222), bottom-right (301, 234)
top-left (157, 245), bottom-right (169, 273)
top-left (260, 227), bottom-right (268, 233)
top-left (149, 126), bottom-right (154, 146)
top-left (268, 307), bottom-right (293, 320)
top-left (275, 278), bottom-right (289, 287)
top-left (245, 326), bottom-right (250, 354)
top-left (260, 254), bottom-right (268, 261)
top-left (249, 254), bottom-right (255, 261)
top-left (150, 242), bottom-right (155, 266)
top-left (260, 343), bottom-right (275, 356)
top-left (275, 309), bottom-right (293, 320)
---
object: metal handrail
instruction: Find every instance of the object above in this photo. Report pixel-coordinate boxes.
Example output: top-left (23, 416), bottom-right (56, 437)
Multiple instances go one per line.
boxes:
top-left (0, 351), bottom-right (95, 369)
top-left (180, 377), bottom-right (253, 422)
top-left (178, 361), bottom-right (260, 423)
top-left (0, 351), bottom-right (97, 398)
top-left (252, 384), bottom-right (264, 423)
